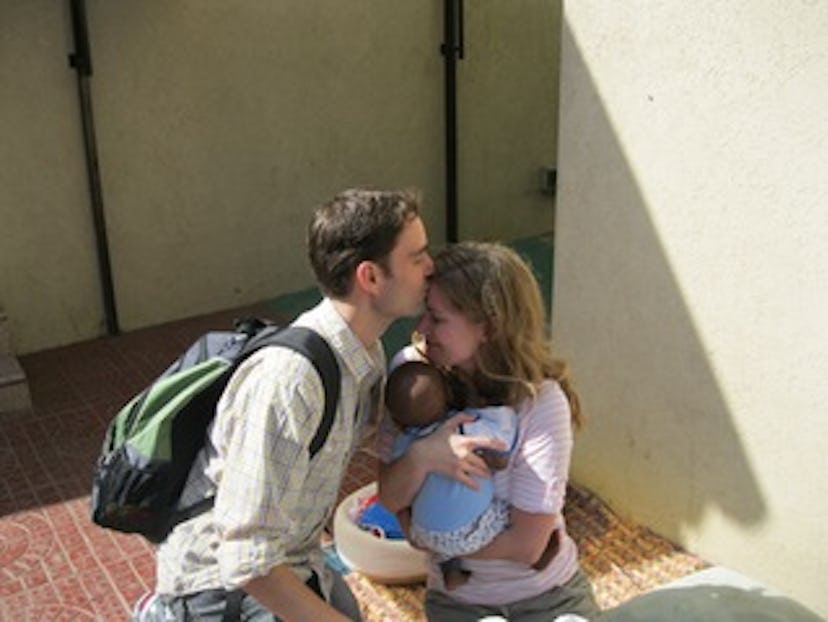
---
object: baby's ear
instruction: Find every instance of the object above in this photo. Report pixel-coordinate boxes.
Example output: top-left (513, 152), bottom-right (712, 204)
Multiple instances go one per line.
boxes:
top-left (390, 408), bottom-right (417, 428)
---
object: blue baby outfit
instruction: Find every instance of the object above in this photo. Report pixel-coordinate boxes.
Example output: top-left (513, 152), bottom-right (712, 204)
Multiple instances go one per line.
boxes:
top-left (392, 406), bottom-right (518, 556)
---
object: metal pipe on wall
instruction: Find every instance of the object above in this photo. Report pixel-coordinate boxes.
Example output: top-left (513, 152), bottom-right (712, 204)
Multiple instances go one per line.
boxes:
top-left (68, 0), bottom-right (120, 335)
top-left (441, 0), bottom-right (464, 243)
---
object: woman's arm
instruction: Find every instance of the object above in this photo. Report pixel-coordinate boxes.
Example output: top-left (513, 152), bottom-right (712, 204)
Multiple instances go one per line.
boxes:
top-left (377, 443), bottom-right (430, 512)
top-left (464, 508), bottom-right (558, 566)
top-left (378, 412), bottom-right (506, 513)
top-left (468, 381), bottom-right (573, 567)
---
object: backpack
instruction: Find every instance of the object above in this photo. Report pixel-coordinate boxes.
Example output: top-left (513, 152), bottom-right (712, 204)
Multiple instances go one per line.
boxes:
top-left (90, 318), bottom-right (340, 543)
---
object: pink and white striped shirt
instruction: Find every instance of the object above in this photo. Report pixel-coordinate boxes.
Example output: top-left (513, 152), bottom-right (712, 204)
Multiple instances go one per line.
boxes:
top-left (381, 346), bottom-right (579, 605)
top-left (443, 379), bottom-right (579, 605)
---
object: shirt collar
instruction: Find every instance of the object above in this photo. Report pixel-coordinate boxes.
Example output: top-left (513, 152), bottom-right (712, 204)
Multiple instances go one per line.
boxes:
top-left (295, 297), bottom-right (385, 386)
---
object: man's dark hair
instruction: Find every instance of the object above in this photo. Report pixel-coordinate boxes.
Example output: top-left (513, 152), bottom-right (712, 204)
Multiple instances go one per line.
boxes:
top-left (307, 189), bottom-right (421, 297)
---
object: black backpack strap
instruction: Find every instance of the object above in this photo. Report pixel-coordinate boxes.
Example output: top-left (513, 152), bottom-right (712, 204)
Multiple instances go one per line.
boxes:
top-left (256, 326), bottom-right (341, 458)
top-left (222, 589), bottom-right (244, 622)
top-left (220, 572), bottom-right (321, 621)
top-left (171, 325), bottom-right (340, 530)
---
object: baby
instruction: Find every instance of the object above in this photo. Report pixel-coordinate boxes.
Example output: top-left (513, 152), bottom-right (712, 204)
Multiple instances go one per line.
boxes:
top-left (385, 360), bottom-right (518, 589)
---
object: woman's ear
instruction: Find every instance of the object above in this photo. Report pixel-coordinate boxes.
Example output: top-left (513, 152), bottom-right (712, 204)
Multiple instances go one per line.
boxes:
top-left (479, 320), bottom-right (493, 343)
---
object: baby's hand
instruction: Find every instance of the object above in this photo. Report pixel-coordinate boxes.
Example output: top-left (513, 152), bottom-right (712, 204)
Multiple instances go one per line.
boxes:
top-left (478, 450), bottom-right (509, 471)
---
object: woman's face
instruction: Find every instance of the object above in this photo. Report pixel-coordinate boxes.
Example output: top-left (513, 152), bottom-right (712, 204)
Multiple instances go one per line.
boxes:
top-left (415, 284), bottom-right (487, 372)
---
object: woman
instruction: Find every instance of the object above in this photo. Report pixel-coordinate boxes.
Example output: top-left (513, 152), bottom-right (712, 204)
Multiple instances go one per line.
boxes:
top-left (378, 242), bottom-right (600, 621)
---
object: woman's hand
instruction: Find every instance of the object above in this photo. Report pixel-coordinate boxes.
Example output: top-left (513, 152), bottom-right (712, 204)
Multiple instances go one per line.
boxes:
top-left (378, 412), bottom-right (506, 512)
top-left (412, 412), bottom-right (507, 490)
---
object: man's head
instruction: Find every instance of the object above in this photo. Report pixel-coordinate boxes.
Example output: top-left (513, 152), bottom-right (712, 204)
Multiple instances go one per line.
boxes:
top-left (308, 189), bottom-right (432, 318)
top-left (385, 360), bottom-right (449, 428)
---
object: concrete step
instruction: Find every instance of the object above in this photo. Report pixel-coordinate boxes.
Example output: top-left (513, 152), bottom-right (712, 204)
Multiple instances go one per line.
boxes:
top-left (0, 354), bottom-right (32, 415)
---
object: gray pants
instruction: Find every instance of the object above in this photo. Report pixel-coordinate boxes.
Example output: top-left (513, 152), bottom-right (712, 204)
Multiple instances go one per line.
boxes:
top-left (135, 572), bottom-right (362, 621)
top-left (424, 568), bottom-right (600, 622)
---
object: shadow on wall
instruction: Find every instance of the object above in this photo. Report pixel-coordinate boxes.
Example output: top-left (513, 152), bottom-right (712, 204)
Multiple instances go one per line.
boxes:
top-left (557, 23), bottom-right (766, 540)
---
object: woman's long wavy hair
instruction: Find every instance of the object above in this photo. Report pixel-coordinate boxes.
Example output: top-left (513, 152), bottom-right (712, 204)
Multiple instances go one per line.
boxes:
top-left (427, 242), bottom-right (583, 429)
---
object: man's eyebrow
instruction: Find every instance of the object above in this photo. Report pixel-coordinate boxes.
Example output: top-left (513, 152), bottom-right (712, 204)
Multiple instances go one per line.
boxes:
top-left (411, 243), bottom-right (430, 256)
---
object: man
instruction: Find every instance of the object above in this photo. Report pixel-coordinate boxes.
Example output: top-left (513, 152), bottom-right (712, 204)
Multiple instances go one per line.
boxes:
top-left (137, 189), bottom-right (432, 621)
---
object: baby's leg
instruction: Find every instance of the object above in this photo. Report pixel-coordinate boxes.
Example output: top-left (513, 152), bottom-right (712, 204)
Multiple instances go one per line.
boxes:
top-left (439, 557), bottom-right (471, 591)
top-left (411, 498), bottom-right (511, 558)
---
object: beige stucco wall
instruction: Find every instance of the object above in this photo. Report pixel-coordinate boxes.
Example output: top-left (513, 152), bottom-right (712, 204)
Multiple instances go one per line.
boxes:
top-left (457, 0), bottom-right (560, 241)
top-left (1, 5), bottom-right (104, 350)
top-left (554, 1), bottom-right (827, 616)
top-left (1, 1), bottom-right (560, 354)
top-left (2, 1), bottom-right (443, 353)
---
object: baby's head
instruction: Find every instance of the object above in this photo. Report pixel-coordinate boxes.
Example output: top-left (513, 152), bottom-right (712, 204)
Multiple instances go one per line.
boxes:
top-left (385, 361), bottom-right (449, 428)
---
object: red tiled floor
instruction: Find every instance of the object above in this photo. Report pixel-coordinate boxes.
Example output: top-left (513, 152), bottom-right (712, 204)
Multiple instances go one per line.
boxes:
top-left (0, 306), bottom-right (378, 620)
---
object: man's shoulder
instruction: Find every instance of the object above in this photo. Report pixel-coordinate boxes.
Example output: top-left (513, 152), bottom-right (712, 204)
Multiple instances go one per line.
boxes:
top-left (233, 343), bottom-right (323, 399)
top-left (291, 299), bottom-right (352, 360)
top-left (248, 339), bottom-right (320, 365)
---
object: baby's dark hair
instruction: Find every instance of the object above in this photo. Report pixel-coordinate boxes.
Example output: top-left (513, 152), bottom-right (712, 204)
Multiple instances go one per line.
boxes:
top-left (385, 361), bottom-right (449, 428)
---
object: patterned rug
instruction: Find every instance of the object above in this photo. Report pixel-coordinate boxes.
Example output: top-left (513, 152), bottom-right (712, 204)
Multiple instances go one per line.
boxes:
top-left (341, 483), bottom-right (708, 621)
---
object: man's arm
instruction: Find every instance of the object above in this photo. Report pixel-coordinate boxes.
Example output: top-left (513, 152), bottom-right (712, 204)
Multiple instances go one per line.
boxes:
top-left (244, 564), bottom-right (351, 621)
top-left (214, 351), bottom-right (347, 618)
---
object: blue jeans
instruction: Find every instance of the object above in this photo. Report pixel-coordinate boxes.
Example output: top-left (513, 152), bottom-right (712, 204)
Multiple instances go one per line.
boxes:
top-left (137, 572), bottom-right (362, 621)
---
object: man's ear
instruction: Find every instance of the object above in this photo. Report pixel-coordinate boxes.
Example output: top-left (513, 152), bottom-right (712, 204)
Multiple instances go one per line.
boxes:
top-left (354, 260), bottom-right (380, 294)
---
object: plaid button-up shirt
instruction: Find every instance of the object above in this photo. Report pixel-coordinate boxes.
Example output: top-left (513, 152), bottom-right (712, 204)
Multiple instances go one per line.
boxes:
top-left (156, 298), bottom-right (384, 597)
